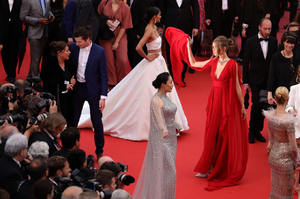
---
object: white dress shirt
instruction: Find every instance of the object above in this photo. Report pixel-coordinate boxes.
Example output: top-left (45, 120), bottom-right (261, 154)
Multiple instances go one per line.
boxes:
top-left (77, 42), bottom-right (92, 83)
top-left (258, 33), bottom-right (268, 59)
top-left (129, 0), bottom-right (134, 7)
top-left (12, 158), bottom-right (21, 167)
top-left (222, 0), bottom-right (228, 10)
top-left (8, 0), bottom-right (14, 12)
top-left (176, 0), bottom-right (183, 7)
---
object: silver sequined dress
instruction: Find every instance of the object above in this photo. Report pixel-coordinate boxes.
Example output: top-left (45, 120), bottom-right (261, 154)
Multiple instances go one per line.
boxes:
top-left (264, 110), bottom-right (296, 199)
top-left (133, 93), bottom-right (179, 199)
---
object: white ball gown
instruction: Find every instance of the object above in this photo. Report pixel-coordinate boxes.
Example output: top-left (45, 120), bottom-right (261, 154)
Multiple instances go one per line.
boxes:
top-left (78, 36), bottom-right (189, 140)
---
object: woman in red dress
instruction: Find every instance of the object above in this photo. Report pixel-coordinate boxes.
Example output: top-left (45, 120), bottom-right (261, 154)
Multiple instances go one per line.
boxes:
top-left (187, 36), bottom-right (249, 191)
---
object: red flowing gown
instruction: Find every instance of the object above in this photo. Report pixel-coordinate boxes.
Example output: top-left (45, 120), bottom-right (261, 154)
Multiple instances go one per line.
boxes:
top-left (193, 58), bottom-right (249, 191)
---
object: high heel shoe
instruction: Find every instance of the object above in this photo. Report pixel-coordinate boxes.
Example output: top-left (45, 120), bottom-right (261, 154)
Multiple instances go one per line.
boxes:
top-left (195, 173), bottom-right (208, 178)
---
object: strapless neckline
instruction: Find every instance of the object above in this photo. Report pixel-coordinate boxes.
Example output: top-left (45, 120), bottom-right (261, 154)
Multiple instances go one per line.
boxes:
top-left (147, 36), bottom-right (160, 45)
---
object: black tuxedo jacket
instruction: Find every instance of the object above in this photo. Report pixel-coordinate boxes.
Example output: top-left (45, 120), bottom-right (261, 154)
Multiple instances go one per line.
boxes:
top-left (264, 0), bottom-right (281, 15)
top-left (29, 130), bottom-right (60, 156)
top-left (0, 0), bottom-right (23, 45)
top-left (0, 155), bottom-right (27, 199)
top-left (158, 0), bottom-right (199, 35)
top-left (243, 35), bottom-right (278, 85)
top-left (51, 147), bottom-right (70, 158)
top-left (205, 0), bottom-right (239, 22)
top-left (16, 179), bottom-right (35, 199)
top-left (0, 142), bottom-right (5, 158)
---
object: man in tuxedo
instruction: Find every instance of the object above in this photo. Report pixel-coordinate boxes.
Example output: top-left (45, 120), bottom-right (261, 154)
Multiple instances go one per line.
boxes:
top-left (0, 133), bottom-right (28, 199)
top-left (126, 0), bottom-right (154, 69)
top-left (243, 18), bottom-right (278, 143)
top-left (157, 0), bottom-right (199, 86)
top-left (20, 0), bottom-right (54, 90)
top-left (0, 0), bottom-right (23, 83)
top-left (75, 0), bottom-right (99, 42)
top-left (205, 0), bottom-right (240, 40)
top-left (29, 113), bottom-right (67, 156)
top-left (69, 26), bottom-right (108, 159)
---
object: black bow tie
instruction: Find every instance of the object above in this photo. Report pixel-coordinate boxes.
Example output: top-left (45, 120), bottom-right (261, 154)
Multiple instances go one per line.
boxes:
top-left (259, 37), bottom-right (269, 42)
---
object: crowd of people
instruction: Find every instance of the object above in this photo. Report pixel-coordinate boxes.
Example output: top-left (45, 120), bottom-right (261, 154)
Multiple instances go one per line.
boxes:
top-left (2, 0), bottom-right (300, 198)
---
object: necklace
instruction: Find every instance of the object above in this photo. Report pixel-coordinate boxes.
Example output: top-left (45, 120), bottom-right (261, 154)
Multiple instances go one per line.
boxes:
top-left (218, 57), bottom-right (229, 66)
top-left (282, 50), bottom-right (292, 58)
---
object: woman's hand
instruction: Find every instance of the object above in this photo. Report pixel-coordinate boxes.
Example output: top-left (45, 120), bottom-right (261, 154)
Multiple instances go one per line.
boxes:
top-left (289, 109), bottom-right (297, 116)
top-left (241, 107), bottom-right (247, 120)
top-left (241, 29), bottom-right (247, 38)
top-left (112, 41), bottom-right (119, 51)
top-left (67, 84), bottom-right (74, 90)
top-left (162, 129), bottom-right (168, 139)
top-left (147, 53), bottom-right (159, 61)
top-left (106, 19), bottom-right (115, 29)
top-left (268, 92), bottom-right (276, 105)
top-left (70, 76), bottom-right (76, 86)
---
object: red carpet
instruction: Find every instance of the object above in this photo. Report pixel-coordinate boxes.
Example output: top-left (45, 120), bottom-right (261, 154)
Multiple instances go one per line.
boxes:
top-left (0, 11), bottom-right (298, 199)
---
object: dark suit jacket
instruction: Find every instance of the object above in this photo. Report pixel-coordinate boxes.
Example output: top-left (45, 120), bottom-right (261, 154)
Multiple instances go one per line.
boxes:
top-left (264, 0), bottom-right (281, 15)
top-left (243, 35), bottom-right (278, 85)
top-left (0, 155), bottom-right (27, 199)
top-left (126, 0), bottom-right (151, 40)
top-left (51, 147), bottom-right (70, 158)
top-left (0, 0), bottom-right (22, 45)
top-left (75, 0), bottom-right (99, 42)
top-left (239, 0), bottom-right (264, 37)
top-left (69, 42), bottom-right (108, 100)
top-left (158, 0), bottom-right (199, 35)
top-left (205, 0), bottom-right (239, 22)
top-left (0, 142), bottom-right (5, 158)
top-left (63, 0), bottom-right (77, 38)
top-left (16, 179), bottom-right (35, 199)
top-left (28, 130), bottom-right (59, 156)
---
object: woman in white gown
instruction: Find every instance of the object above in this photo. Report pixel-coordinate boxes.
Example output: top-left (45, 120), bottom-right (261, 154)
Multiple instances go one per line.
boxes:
top-left (78, 6), bottom-right (188, 141)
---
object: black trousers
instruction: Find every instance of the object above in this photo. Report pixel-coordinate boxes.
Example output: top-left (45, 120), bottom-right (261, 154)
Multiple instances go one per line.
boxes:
top-left (270, 14), bottom-right (280, 38)
top-left (71, 82), bottom-right (104, 154)
top-left (127, 36), bottom-right (146, 69)
top-left (249, 83), bottom-right (269, 133)
top-left (1, 22), bottom-right (20, 79)
top-left (212, 10), bottom-right (233, 40)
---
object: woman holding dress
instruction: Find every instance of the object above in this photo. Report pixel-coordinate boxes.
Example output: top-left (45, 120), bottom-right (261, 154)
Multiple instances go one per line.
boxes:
top-left (186, 36), bottom-right (249, 191)
top-left (133, 72), bottom-right (180, 199)
top-left (263, 86), bottom-right (298, 198)
top-left (97, 6), bottom-right (188, 141)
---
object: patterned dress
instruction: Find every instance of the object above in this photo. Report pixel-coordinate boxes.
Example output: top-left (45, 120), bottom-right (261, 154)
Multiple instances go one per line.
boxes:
top-left (133, 93), bottom-right (179, 199)
top-left (264, 110), bottom-right (296, 199)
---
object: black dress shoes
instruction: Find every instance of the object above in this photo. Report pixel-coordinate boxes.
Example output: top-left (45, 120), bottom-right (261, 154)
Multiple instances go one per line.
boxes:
top-left (188, 67), bottom-right (195, 74)
top-left (5, 76), bottom-right (16, 83)
top-left (255, 133), bottom-right (266, 142)
top-left (249, 132), bottom-right (255, 144)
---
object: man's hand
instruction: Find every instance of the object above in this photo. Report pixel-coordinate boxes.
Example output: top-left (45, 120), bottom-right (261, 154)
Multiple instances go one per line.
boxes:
top-left (265, 13), bottom-right (271, 19)
top-left (67, 38), bottom-right (73, 46)
top-left (99, 99), bottom-right (105, 112)
top-left (235, 16), bottom-right (239, 23)
top-left (205, 19), bottom-right (211, 26)
top-left (118, 181), bottom-right (125, 189)
top-left (288, 109), bottom-right (297, 116)
top-left (49, 100), bottom-right (58, 113)
top-left (0, 44), bottom-right (3, 52)
top-left (37, 18), bottom-right (50, 25)
top-left (0, 120), bottom-right (8, 132)
top-left (241, 29), bottom-right (247, 38)
top-left (48, 16), bottom-right (55, 23)
top-left (192, 28), bottom-right (198, 37)
top-left (157, 27), bottom-right (163, 36)
top-left (243, 84), bottom-right (251, 92)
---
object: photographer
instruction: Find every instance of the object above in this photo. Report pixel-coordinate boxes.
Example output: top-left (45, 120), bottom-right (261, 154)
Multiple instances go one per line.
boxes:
top-left (48, 156), bottom-right (71, 199)
top-left (51, 127), bottom-right (80, 158)
top-left (67, 149), bottom-right (95, 185)
top-left (16, 156), bottom-right (48, 199)
top-left (0, 83), bottom-right (18, 116)
top-left (95, 169), bottom-right (117, 193)
top-left (100, 161), bottom-right (135, 190)
top-left (29, 113), bottom-right (66, 156)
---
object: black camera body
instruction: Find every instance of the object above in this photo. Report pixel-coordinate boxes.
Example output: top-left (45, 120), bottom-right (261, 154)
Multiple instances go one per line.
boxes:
top-left (86, 179), bottom-right (112, 199)
top-left (24, 87), bottom-right (37, 97)
top-left (0, 114), bottom-right (24, 125)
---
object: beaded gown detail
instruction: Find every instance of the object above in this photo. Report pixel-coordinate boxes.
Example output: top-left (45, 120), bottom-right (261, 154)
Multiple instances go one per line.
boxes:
top-left (263, 110), bottom-right (296, 199)
top-left (133, 93), bottom-right (178, 199)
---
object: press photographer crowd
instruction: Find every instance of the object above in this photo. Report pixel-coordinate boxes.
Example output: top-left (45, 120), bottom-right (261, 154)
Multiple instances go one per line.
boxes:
top-left (0, 80), bottom-right (134, 199)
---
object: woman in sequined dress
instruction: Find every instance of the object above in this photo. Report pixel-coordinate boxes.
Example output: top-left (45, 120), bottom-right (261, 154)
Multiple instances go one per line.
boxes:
top-left (132, 72), bottom-right (181, 199)
top-left (263, 86), bottom-right (298, 199)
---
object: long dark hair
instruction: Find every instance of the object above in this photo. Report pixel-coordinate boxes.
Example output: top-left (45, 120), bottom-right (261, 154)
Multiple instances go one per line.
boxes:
top-left (144, 6), bottom-right (160, 24)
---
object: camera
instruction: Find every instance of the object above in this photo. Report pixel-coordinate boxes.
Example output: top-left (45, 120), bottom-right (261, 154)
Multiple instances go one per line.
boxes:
top-left (26, 77), bottom-right (40, 87)
top-left (39, 92), bottom-right (56, 108)
top-left (0, 114), bottom-right (24, 125)
top-left (86, 155), bottom-right (95, 168)
top-left (117, 173), bottom-right (135, 186)
top-left (24, 87), bottom-right (37, 97)
top-left (86, 179), bottom-right (112, 199)
top-left (117, 162), bottom-right (128, 173)
top-left (54, 175), bottom-right (72, 192)
top-left (71, 169), bottom-right (86, 187)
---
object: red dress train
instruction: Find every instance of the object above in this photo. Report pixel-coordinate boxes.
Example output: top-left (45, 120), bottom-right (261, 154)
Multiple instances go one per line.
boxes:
top-left (193, 59), bottom-right (249, 191)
